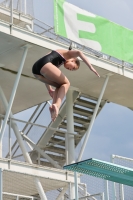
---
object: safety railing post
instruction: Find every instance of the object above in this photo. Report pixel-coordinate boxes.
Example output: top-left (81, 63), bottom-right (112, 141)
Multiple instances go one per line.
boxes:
top-left (10, 0), bottom-right (13, 34)
top-left (0, 119), bottom-right (2, 158)
top-left (104, 180), bottom-right (109, 200)
top-left (111, 155), bottom-right (116, 200)
top-left (66, 89), bottom-right (75, 199)
top-left (74, 172), bottom-right (78, 200)
top-left (0, 168), bottom-right (3, 200)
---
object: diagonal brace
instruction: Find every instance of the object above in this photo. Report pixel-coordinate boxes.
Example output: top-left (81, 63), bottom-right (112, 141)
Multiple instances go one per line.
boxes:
top-left (0, 45), bottom-right (29, 141)
top-left (21, 132), bottom-right (62, 169)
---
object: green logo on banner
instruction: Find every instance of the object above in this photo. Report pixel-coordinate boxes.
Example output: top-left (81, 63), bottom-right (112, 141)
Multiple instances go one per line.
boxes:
top-left (54, 0), bottom-right (133, 64)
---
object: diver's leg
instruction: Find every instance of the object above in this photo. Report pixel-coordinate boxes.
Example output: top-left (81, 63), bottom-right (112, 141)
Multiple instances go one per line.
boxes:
top-left (40, 63), bottom-right (70, 121)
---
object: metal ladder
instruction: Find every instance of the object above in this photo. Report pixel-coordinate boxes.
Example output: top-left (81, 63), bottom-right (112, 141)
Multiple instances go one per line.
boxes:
top-left (31, 92), bottom-right (107, 168)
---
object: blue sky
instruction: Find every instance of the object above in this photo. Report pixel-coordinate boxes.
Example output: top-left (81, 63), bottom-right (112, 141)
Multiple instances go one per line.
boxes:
top-left (9, 0), bottom-right (133, 162)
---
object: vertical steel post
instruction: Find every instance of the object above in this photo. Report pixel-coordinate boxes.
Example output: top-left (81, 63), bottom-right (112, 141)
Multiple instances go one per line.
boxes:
top-left (69, 183), bottom-right (72, 200)
top-left (0, 168), bottom-right (3, 200)
top-left (66, 89), bottom-right (75, 199)
top-left (8, 118), bottom-right (12, 169)
top-left (104, 180), bottom-right (109, 200)
top-left (19, 0), bottom-right (22, 13)
top-left (24, 0), bottom-right (26, 15)
top-left (120, 184), bottom-right (124, 200)
top-left (10, 0), bottom-right (13, 34)
top-left (78, 75), bottom-right (110, 161)
top-left (102, 192), bottom-right (105, 200)
top-left (111, 155), bottom-right (116, 200)
top-left (0, 119), bottom-right (2, 158)
top-left (84, 184), bottom-right (87, 200)
top-left (74, 172), bottom-right (78, 200)
top-left (66, 90), bottom-right (75, 164)
top-left (9, 118), bottom-right (11, 159)
top-left (0, 46), bottom-right (28, 142)
top-left (65, 131), bottom-right (68, 165)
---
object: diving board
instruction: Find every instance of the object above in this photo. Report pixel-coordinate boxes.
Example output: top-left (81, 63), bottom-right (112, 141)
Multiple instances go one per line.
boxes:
top-left (63, 158), bottom-right (133, 187)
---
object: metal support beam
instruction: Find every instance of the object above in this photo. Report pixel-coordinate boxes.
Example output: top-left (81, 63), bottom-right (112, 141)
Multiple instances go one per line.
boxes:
top-left (104, 180), bottom-right (109, 200)
top-left (111, 155), bottom-right (116, 200)
top-left (66, 89), bottom-right (75, 199)
top-left (8, 119), bottom-right (11, 158)
top-left (74, 172), bottom-right (78, 200)
top-left (10, 0), bottom-right (13, 34)
top-left (79, 193), bottom-right (103, 200)
top-left (84, 184), bottom-right (87, 200)
top-left (21, 132), bottom-right (61, 168)
top-left (78, 75), bottom-right (110, 161)
top-left (56, 185), bottom-right (68, 200)
top-left (0, 45), bottom-right (29, 142)
top-left (0, 119), bottom-right (2, 158)
top-left (0, 96), bottom-right (31, 161)
top-left (120, 184), bottom-right (124, 200)
top-left (7, 103), bottom-right (44, 158)
top-left (102, 193), bottom-right (105, 200)
top-left (24, 0), bottom-right (26, 15)
top-left (0, 168), bottom-right (2, 200)
top-left (66, 90), bottom-right (75, 164)
top-left (0, 87), bottom-right (47, 200)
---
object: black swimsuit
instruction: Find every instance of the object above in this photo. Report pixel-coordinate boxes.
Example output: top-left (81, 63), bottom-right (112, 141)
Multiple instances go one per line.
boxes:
top-left (32, 50), bottom-right (66, 75)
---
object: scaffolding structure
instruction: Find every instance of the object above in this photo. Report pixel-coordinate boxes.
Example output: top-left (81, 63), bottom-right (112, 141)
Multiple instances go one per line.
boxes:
top-left (0, 0), bottom-right (133, 199)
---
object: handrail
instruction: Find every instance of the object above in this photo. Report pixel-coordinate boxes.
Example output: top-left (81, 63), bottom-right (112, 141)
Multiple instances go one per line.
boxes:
top-left (0, 113), bottom-right (80, 137)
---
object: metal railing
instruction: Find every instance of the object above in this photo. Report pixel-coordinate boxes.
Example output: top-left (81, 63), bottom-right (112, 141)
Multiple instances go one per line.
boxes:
top-left (0, 0), bottom-right (133, 70)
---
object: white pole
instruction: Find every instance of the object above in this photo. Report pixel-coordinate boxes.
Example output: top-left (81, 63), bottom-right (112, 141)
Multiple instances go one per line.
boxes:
top-left (78, 75), bottom-right (110, 161)
top-left (9, 118), bottom-right (11, 159)
top-left (74, 172), bottom-right (78, 200)
top-left (19, 0), bottom-right (22, 13)
top-left (0, 46), bottom-right (28, 142)
top-left (65, 129), bottom-right (68, 165)
top-left (0, 119), bottom-right (2, 158)
top-left (21, 132), bottom-right (61, 168)
top-left (111, 155), bottom-right (116, 200)
top-left (120, 184), bottom-right (124, 200)
top-left (34, 178), bottom-right (47, 200)
top-left (104, 180), bottom-right (109, 200)
top-left (66, 89), bottom-right (75, 199)
top-left (84, 184), bottom-right (87, 200)
top-left (0, 168), bottom-right (2, 200)
top-left (56, 185), bottom-right (68, 200)
top-left (10, 0), bottom-right (13, 34)
top-left (102, 192), bottom-right (105, 200)
top-left (66, 90), bottom-right (75, 164)
top-left (24, 0), bottom-right (26, 15)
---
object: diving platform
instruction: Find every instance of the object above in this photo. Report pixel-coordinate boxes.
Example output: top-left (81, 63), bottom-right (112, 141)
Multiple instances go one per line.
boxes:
top-left (64, 158), bottom-right (133, 187)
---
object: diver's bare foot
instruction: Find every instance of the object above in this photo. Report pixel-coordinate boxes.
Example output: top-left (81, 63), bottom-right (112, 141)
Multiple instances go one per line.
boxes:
top-left (52, 104), bottom-right (59, 121)
top-left (49, 106), bottom-right (54, 120)
top-left (49, 104), bottom-right (59, 121)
